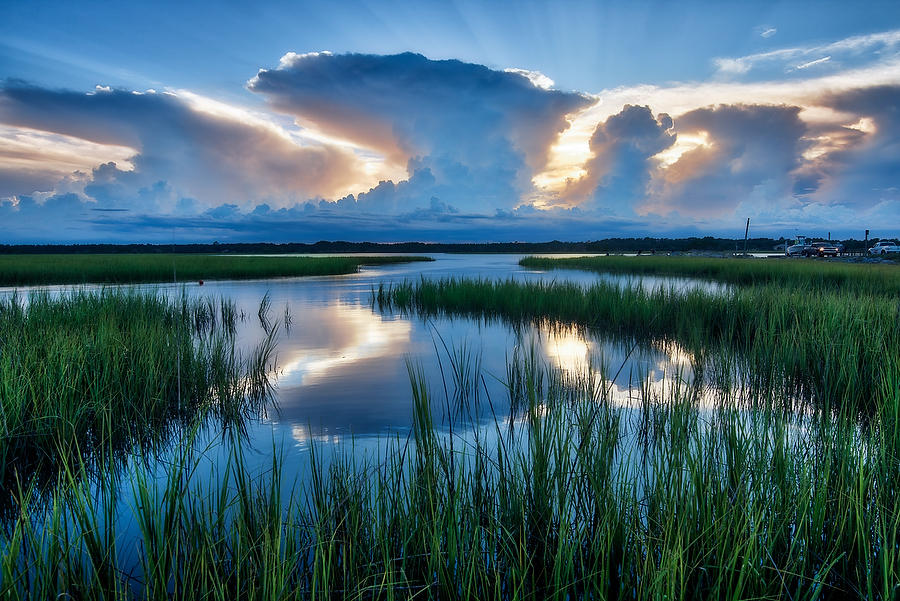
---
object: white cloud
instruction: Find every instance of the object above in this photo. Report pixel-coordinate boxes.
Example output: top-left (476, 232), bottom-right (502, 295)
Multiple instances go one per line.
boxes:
top-left (504, 68), bottom-right (556, 90)
top-left (713, 28), bottom-right (900, 76)
top-left (533, 55), bottom-right (900, 197)
top-left (275, 50), bottom-right (333, 69)
top-left (760, 27), bottom-right (777, 39)
top-left (795, 56), bottom-right (832, 70)
top-left (0, 84), bottom-right (379, 209)
top-left (712, 49), bottom-right (797, 76)
top-left (713, 58), bottom-right (752, 75)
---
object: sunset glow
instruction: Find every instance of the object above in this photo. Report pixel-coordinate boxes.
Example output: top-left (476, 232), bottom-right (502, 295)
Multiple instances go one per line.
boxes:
top-left (1, 1), bottom-right (898, 242)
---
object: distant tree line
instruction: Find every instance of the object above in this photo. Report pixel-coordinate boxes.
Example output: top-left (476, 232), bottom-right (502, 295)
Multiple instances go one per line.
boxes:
top-left (0, 236), bottom-right (877, 255)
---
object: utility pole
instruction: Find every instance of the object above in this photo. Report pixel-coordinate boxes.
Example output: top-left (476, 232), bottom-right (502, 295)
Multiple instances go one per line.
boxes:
top-left (865, 229), bottom-right (869, 256)
top-left (743, 218), bottom-right (750, 255)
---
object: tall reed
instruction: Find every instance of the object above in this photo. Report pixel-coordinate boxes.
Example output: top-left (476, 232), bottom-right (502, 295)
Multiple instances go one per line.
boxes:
top-left (520, 255), bottom-right (900, 296)
top-left (0, 289), bottom-right (276, 500)
top-left (3, 350), bottom-right (897, 599)
top-left (378, 277), bottom-right (899, 414)
top-left (3, 270), bottom-right (898, 599)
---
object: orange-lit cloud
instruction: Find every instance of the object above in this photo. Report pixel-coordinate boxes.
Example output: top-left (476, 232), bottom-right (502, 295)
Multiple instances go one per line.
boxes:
top-left (0, 84), bottom-right (382, 209)
top-left (1, 33), bottom-right (899, 242)
top-left (248, 52), bottom-right (591, 213)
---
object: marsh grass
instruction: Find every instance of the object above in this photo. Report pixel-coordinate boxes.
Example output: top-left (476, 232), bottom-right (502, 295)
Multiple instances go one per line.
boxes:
top-left (520, 254), bottom-right (900, 295)
top-left (0, 289), bottom-right (277, 501)
top-left (377, 277), bottom-right (899, 414)
top-left (0, 254), bottom-right (433, 286)
top-left (3, 348), bottom-right (899, 599)
top-left (3, 270), bottom-right (899, 599)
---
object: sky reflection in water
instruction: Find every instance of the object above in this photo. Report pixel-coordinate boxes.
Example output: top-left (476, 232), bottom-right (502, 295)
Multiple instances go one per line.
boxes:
top-left (1, 254), bottom-right (743, 562)
top-left (184, 254), bottom-right (725, 456)
top-left (0, 254), bottom-right (728, 469)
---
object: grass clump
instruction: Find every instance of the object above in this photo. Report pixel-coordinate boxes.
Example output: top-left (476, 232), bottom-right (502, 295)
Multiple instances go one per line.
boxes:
top-left (3, 265), bottom-right (899, 599)
top-left (0, 254), bottom-right (433, 286)
top-left (3, 353), bottom-right (899, 599)
top-left (520, 254), bottom-right (900, 295)
top-left (0, 289), bottom-right (276, 495)
top-left (377, 277), bottom-right (899, 413)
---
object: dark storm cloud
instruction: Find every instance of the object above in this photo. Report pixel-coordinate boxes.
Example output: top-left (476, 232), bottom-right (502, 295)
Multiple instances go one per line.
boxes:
top-left (1, 188), bottom-right (657, 244)
top-left (0, 193), bottom-right (98, 242)
top-left (74, 201), bottom-right (648, 244)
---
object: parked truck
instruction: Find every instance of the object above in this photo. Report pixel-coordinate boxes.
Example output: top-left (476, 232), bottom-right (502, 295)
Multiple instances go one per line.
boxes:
top-left (868, 241), bottom-right (900, 255)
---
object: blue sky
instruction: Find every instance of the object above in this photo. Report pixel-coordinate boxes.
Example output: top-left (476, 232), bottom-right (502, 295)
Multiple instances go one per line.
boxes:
top-left (2, 0), bottom-right (899, 242)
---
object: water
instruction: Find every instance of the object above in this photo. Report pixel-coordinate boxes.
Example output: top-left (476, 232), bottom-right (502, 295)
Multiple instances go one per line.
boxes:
top-left (3, 253), bottom-right (871, 596)
top-left (142, 255), bottom-right (717, 436)
top-left (86, 254), bottom-right (722, 498)
top-left (0, 254), bottom-right (726, 463)
top-left (2, 254), bottom-right (740, 580)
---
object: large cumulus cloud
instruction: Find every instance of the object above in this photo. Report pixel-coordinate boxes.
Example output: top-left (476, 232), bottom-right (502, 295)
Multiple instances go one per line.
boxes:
top-left (0, 82), bottom-right (364, 210)
top-left (560, 105), bottom-right (675, 211)
top-left (644, 104), bottom-right (808, 217)
top-left (2, 45), bottom-right (899, 243)
top-left (248, 52), bottom-right (592, 212)
top-left (805, 85), bottom-right (900, 209)
top-left (559, 103), bottom-right (809, 221)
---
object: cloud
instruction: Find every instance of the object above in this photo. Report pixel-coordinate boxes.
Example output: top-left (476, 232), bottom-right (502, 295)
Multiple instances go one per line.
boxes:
top-left (397, 196), bottom-right (460, 222)
top-left (0, 58), bottom-right (592, 241)
top-left (0, 123), bottom-right (135, 183)
top-left (248, 52), bottom-right (592, 212)
top-left (558, 103), bottom-right (817, 223)
top-left (1, 40), bottom-right (899, 243)
top-left (503, 68), bottom-right (556, 90)
top-left (804, 85), bottom-right (900, 209)
top-left (0, 193), bottom-right (102, 242)
top-left (532, 43), bottom-right (900, 203)
top-left (21, 198), bottom-right (647, 244)
top-left (644, 104), bottom-right (808, 218)
top-left (0, 82), bottom-right (370, 209)
top-left (558, 105), bottom-right (675, 210)
top-left (795, 56), bottom-right (831, 70)
top-left (712, 28), bottom-right (900, 78)
top-left (760, 27), bottom-right (777, 39)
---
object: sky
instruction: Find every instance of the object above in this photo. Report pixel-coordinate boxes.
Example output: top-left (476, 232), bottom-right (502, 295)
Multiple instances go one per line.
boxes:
top-left (1, 0), bottom-right (899, 243)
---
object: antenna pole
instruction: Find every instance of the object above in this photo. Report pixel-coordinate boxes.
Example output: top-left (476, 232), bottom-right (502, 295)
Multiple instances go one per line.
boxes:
top-left (743, 218), bottom-right (750, 255)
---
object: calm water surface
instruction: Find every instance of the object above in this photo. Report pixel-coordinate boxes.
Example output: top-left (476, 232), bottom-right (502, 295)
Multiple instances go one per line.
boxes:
top-left (5, 253), bottom-right (740, 572)
top-left (3, 254), bottom-right (729, 467)
top-left (161, 254), bottom-right (724, 450)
